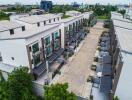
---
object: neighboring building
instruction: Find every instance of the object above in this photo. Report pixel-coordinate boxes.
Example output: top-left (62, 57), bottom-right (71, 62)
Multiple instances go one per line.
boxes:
top-left (66, 10), bottom-right (81, 17)
top-left (72, 2), bottom-right (80, 8)
top-left (110, 12), bottom-right (132, 100)
top-left (40, 0), bottom-right (52, 12)
top-left (30, 9), bottom-right (45, 15)
top-left (91, 12), bottom-right (132, 100)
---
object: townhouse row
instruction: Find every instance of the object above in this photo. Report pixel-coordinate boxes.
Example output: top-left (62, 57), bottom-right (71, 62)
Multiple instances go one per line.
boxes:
top-left (90, 12), bottom-right (132, 100)
top-left (0, 12), bottom-right (96, 81)
top-left (110, 12), bottom-right (132, 100)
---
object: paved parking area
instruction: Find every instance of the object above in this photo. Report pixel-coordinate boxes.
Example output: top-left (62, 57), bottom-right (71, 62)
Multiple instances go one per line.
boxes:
top-left (53, 22), bottom-right (105, 98)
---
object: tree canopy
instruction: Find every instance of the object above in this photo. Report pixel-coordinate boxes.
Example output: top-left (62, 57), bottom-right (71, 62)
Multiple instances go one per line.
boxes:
top-left (118, 10), bottom-right (126, 16)
top-left (44, 83), bottom-right (77, 100)
top-left (0, 67), bottom-right (38, 100)
top-left (0, 11), bottom-right (9, 20)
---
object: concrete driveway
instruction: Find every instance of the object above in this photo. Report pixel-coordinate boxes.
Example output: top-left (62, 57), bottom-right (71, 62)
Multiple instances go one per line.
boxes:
top-left (53, 22), bottom-right (105, 98)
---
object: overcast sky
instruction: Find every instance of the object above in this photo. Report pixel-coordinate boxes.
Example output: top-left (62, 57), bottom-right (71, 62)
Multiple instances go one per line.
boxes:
top-left (0, 0), bottom-right (131, 5)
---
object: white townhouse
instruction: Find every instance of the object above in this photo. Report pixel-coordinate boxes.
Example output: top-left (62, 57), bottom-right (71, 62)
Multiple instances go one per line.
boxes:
top-left (0, 11), bottom-right (93, 82)
top-left (110, 12), bottom-right (132, 100)
top-left (10, 13), bottom-right (62, 29)
top-left (47, 14), bottom-right (88, 52)
top-left (0, 20), bottom-right (64, 80)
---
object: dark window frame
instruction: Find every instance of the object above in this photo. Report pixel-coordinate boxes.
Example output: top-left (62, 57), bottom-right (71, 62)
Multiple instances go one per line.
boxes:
top-left (32, 43), bottom-right (39, 54)
top-left (44, 21), bottom-right (46, 26)
top-left (49, 20), bottom-right (51, 23)
top-left (10, 29), bottom-right (14, 35)
top-left (22, 26), bottom-right (25, 31)
top-left (11, 57), bottom-right (14, 60)
top-left (37, 22), bottom-right (40, 27)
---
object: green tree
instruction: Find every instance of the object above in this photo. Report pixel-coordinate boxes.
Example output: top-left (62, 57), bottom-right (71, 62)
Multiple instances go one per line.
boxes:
top-left (0, 71), bottom-right (8, 100)
top-left (118, 10), bottom-right (126, 17)
top-left (0, 11), bottom-right (9, 20)
top-left (113, 96), bottom-right (119, 100)
top-left (44, 83), bottom-right (77, 100)
top-left (7, 67), bottom-right (37, 100)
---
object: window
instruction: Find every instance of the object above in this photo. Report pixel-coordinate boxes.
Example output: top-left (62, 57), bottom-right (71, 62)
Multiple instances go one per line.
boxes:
top-left (11, 57), bottom-right (14, 60)
top-left (37, 22), bottom-right (40, 27)
top-left (10, 29), bottom-right (14, 35)
top-left (45, 36), bottom-right (50, 46)
top-left (58, 17), bottom-right (59, 21)
top-left (22, 26), bottom-right (25, 31)
top-left (33, 53), bottom-right (41, 66)
top-left (49, 20), bottom-right (51, 23)
top-left (54, 18), bottom-right (55, 22)
top-left (54, 40), bottom-right (60, 49)
top-left (54, 32), bottom-right (60, 49)
top-left (32, 43), bottom-right (39, 54)
top-left (64, 27), bottom-right (68, 33)
top-left (46, 46), bottom-right (52, 57)
top-left (44, 21), bottom-right (46, 26)
top-left (54, 32), bottom-right (59, 39)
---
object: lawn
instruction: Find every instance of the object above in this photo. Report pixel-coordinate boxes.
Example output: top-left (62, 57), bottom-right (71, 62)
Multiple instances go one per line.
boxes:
top-left (97, 15), bottom-right (109, 19)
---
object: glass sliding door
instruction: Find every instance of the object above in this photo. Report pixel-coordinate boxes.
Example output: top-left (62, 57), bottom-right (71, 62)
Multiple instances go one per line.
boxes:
top-left (54, 32), bottom-right (60, 50)
top-left (45, 36), bottom-right (52, 57)
top-left (32, 42), bottom-right (41, 66)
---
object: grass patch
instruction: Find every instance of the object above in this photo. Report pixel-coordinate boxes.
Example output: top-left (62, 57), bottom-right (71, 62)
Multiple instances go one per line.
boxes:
top-left (97, 15), bottom-right (109, 19)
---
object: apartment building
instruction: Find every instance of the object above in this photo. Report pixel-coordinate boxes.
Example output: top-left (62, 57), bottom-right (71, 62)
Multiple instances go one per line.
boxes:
top-left (110, 12), bottom-right (132, 100)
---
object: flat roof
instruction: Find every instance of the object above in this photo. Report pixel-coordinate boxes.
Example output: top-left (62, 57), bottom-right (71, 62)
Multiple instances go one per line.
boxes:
top-left (112, 13), bottom-right (132, 54)
top-left (0, 20), bottom-right (24, 32)
top-left (16, 15), bottom-right (48, 24)
top-left (16, 14), bottom-right (62, 24)
top-left (47, 14), bottom-right (83, 25)
top-left (115, 26), bottom-right (132, 54)
top-left (66, 10), bottom-right (81, 13)
top-left (0, 24), bottom-right (59, 40)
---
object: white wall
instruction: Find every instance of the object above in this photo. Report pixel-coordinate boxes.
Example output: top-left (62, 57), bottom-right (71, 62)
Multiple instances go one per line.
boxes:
top-left (25, 26), bottom-right (60, 68)
top-left (59, 23), bottom-right (65, 48)
top-left (0, 39), bottom-right (30, 68)
top-left (25, 26), bottom-right (59, 45)
top-left (115, 53), bottom-right (132, 100)
top-left (11, 20), bottom-right (37, 30)
top-left (0, 27), bottom-right (23, 38)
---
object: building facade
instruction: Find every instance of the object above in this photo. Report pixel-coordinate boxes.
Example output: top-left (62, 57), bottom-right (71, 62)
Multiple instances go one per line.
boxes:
top-left (0, 11), bottom-right (95, 96)
top-left (40, 0), bottom-right (52, 12)
top-left (110, 12), bottom-right (132, 100)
